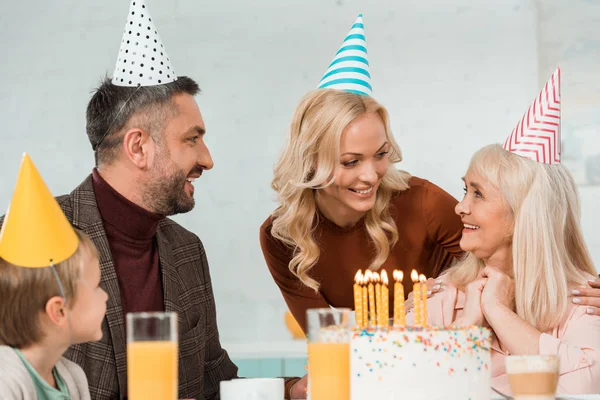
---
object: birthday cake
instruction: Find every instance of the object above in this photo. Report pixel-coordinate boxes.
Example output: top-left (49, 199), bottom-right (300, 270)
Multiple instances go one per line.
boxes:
top-left (350, 325), bottom-right (492, 400)
top-left (345, 269), bottom-right (492, 399)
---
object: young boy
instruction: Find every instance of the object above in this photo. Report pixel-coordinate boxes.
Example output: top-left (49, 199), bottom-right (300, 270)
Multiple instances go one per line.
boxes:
top-left (0, 154), bottom-right (108, 399)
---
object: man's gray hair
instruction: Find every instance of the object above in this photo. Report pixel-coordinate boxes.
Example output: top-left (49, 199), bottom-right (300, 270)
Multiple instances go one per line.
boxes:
top-left (86, 76), bottom-right (200, 166)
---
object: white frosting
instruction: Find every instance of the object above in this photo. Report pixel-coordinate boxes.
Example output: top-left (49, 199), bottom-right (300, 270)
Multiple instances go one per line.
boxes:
top-left (350, 326), bottom-right (492, 400)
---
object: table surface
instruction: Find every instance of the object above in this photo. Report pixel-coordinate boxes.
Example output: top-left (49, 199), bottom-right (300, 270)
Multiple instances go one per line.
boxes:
top-left (292, 395), bottom-right (600, 400)
top-left (492, 396), bottom-right (600, 400)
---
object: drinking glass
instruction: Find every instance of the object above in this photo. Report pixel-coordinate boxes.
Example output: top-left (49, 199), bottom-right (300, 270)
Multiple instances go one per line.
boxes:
top-left (306, 308), bottom-right (351, 400)
top-left (127, 312), bottom-right (178, 400)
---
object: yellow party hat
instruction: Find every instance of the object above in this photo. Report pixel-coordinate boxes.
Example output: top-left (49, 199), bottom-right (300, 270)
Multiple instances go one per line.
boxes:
top-left (0, 153), bottom-right (78, 268)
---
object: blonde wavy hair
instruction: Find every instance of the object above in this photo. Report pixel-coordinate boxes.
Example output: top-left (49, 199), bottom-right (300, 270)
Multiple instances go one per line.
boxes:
top-left (270, 89), bottom-right (411, 292)
top-left (447, 144), bottom-right (596, 332)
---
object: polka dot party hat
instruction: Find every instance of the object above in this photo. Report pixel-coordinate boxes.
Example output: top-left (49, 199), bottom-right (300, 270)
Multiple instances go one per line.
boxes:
top-left (112, 0), bottom-right (176, 87)
top-left (317, 14), bottom-right (372, 96)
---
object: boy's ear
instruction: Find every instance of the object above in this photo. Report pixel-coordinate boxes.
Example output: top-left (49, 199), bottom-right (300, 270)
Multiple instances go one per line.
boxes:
top-left (45, 296), bottom-right (68, 327)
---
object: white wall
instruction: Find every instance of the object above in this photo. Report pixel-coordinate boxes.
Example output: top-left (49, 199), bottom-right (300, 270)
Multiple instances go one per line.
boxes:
top-left (0, 0), bottom-right (598, 344)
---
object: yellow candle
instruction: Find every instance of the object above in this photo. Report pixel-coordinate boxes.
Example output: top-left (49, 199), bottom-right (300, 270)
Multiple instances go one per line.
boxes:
top-left (411, 269), bottom-right (421, 327)
top-left (361, 276), bottom-right (368, 328)
top-left (374, 272), bottom-right (382, 327)
top-left (365, 270), bottom-right (376, 327)
top-left (393, 270), bottom-right (405, 327)
top-left (381, 270), bottom-right (389, 327)
top-left (420, 274), bottom-right (428, 327)
top-left (353, 270), bottom-right (364, 330)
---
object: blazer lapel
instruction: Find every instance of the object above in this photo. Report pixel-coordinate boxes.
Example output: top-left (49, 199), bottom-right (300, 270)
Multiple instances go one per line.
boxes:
top-left (69, 176), bottom-right (128, 395)
top-left (155, 227), bottom-right (184, 321)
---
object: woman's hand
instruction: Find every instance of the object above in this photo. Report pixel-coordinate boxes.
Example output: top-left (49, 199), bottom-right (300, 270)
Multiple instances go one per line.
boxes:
top-left (405, 278), bottom-right (442, 311)
top-left (480, 266), bottom-right (515, 315)
top-left (477, 268), bottom-right (542, 356)
top-left (290, 375), bottom-right (307, 399)
top-left (454, 278), bottom-right (487, 327)
top-left (572, 277), bottom-right (600, 316)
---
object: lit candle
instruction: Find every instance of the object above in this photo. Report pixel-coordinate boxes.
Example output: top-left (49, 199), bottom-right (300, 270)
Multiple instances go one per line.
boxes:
top-left (381, 270), bottom-right (389, 327)
top-left (361, 275), bottom-right (368, 328)
top-left (393, 270), bottom-right (405, 327)
top-left (411, 269), bottom-right (421, 327)
top-left (354, 270), bottom-right (364, 330)
top-left (373, 272), bottom-right (382, 327)
top-left (365, 270), bottom-right (376, 327)
top-left (420, 274), bottom-right (428, 327)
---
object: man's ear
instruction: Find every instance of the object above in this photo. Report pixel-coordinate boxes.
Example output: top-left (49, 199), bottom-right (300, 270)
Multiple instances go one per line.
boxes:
top-left (122, 128), bottom-right (155, 169)
top-left (45, 296), bottom-right (68, 327)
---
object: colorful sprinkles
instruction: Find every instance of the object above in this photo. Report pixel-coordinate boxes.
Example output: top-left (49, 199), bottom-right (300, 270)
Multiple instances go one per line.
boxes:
top-left (351, 326), bottom-right (492, 380)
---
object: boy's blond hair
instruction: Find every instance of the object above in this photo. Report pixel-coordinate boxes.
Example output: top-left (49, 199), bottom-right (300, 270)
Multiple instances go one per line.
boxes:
top-left (0, 229), bottom-right (98, 348)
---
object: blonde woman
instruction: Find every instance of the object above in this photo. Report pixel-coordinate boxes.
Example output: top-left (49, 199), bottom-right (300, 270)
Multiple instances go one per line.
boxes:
top-left (413, 70), bottom-right (600, 394)
top-left (416, 144), bottom-right (600, 394)
top-left (260, 89), bottom-right (464, 331)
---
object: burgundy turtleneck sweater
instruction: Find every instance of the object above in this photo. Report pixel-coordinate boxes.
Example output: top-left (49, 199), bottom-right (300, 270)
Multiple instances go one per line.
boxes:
top-left (92, 169), bottom-right (165, 315)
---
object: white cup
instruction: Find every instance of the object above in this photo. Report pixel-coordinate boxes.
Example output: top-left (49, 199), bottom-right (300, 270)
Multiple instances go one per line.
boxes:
top-left (220, 378), bottom-right (284, 400)
top-left (505, 355), bottom-right (559, 400)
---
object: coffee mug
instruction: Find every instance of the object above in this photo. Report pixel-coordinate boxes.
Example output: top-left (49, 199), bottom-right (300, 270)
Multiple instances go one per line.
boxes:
top-left (220, 378), bottom-right (284, 400)
top-left (505, 355), bottom-right (559, 400)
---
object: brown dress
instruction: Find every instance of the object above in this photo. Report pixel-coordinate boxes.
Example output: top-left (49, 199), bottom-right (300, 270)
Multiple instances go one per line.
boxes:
top-left (260, 176), bottom-right (465, 332)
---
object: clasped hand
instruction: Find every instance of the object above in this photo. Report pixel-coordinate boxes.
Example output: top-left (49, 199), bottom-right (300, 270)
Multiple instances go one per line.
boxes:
top-left (459, 266), bottom-right (515, 327)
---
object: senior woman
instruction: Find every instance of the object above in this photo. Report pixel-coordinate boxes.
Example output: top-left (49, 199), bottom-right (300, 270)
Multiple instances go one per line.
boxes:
top-left (410, 69), bottom-right (600, 395)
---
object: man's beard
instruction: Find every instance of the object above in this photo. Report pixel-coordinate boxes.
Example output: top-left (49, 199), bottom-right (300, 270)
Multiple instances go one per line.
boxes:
top-left (143, 167), bottom-right (195, 216)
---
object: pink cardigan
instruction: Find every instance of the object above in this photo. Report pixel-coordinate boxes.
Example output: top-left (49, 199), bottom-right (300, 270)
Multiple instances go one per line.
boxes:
top-left (407, 275), bottom-right (600, 394)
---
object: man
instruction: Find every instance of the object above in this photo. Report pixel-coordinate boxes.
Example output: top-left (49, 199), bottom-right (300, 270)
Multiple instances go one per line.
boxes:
top-left (1, 0), bottom-right (304, 398)
top-left (58, 75), bottom-right (235, 399)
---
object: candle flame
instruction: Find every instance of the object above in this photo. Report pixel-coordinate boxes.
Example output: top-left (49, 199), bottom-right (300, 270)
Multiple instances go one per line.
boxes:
top-left (393, 270), bottom-right (404, 282)
top-left (419, 274), bottom-right (426, 283)
top-left (363, 273), bottom-right (370, 285)
top-left (381, 270), bottom-right (389, 285)
top-left (411, 269), bottom-right (419, 283)
top-left (354, 270), bottom-right (363, 284)
top-left (372, 271), bottom-right (380, 283)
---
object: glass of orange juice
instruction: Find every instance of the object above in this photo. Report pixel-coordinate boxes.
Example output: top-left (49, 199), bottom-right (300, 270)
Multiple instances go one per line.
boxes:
top-left (127, 312), bottom-right (178, 400)
top-left (307, 308), bottom-right (351, 400)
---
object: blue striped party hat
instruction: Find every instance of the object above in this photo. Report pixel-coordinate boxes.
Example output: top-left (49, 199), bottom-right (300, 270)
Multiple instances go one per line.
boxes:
top-left (317, 14), bottom-right (372, 96)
